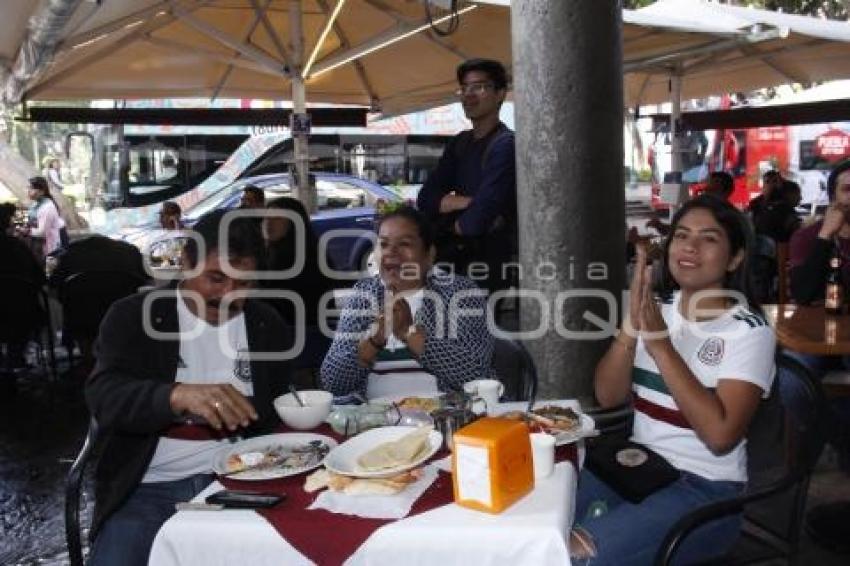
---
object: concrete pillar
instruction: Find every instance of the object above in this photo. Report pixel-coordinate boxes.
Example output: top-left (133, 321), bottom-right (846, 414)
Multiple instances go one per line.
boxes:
top-left (512, 0), bottom-right (625, 401)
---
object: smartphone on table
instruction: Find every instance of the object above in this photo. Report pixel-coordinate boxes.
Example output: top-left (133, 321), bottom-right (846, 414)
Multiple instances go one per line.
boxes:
top-left (205, 490), bottom-right (284, 509)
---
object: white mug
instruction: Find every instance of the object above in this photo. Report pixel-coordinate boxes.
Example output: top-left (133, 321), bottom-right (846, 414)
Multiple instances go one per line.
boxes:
top-left (530, 432), bottom-right (555, 479)
top-left (463, 379), bottom-right (504, 415)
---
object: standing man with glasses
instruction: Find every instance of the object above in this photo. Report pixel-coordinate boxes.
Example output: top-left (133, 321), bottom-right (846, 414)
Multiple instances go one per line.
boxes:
top-left (417, 58), bottom-right (516, 294)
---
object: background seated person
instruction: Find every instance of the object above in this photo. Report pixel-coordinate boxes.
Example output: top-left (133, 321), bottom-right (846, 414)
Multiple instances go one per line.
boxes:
top-left (159, 201), bottom-right (183, 230)
top-left (571, 195), bottom-right (775, 565)
top-left (754, 179), bottom-right (802, 244)
top-left (748, 169), bottom-right (784, 224)
top-left (240, 185), bottom-right (265, 209)
top-left (701, 171), bottom-right (734, 203)
top-left (789, 160), bottom-right (850, 306)
top-left (85, 210), bottom-right (291, 566)
top-left (0, 202), bottom-right (44, 284)
top-left (261, 196), bottom-right (336, 327)
top-left (787, 160), bottom-right (850, 471)
top-left (0, 203), bottom-right (46, 380)
top-left (320, 207), bottom-right (495, 400)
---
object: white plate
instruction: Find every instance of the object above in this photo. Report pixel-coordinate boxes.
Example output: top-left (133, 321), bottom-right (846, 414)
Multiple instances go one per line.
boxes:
top-left (323, 426), bottom-right (442, 479)
top-left (212, 433), bottom-right (337, 481)
top-left (496, 400), bottom-right (596, 446)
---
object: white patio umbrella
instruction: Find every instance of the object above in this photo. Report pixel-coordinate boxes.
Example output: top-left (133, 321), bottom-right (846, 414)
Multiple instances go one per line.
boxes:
top-left (626, 0), bottom-right (850, 184)
top-left (5, 0), bottom-right (850, 206)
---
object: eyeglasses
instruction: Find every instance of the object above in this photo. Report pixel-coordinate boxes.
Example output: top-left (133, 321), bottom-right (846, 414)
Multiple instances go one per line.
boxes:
top-left (455, 82), bottom-right (495, 97)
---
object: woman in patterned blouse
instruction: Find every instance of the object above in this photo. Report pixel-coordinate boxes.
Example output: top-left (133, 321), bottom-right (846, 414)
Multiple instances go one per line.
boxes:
top-left (320, 207), bottom-right (495, 399)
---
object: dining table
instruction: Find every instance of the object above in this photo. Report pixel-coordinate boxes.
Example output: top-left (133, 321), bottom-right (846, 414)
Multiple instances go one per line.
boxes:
top-left (147, 401), bottom-right (585, 566)
top-left (763, 304), bottom-right (850, 554)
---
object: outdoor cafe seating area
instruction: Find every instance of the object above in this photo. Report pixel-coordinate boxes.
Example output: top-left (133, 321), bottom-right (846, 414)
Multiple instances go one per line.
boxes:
top-left (4, 1), bottom-right (850, 565)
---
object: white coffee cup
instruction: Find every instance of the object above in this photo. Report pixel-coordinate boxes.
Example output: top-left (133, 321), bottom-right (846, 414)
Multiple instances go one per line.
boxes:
top-left (463, 379), bottom-right (504, 414)
top-left (530, 433), bottom-right (556, 479)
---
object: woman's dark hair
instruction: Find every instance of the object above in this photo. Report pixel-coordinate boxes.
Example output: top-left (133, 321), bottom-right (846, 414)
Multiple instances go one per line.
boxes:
top-left (29, 175), bottom-right (58, 207)
top-left (707, 171), bottom-right (734, 197)
top-left (0, 202), bottom-right (16, 232)
top-left (376, 206), bottom-right (434, 250)
top-left (265, 196), bottom-right (319, 270)
top-left (827, 159), bottom-right (850, 201)
top-left (456, 58), bottom-right (509, 91)
top-left (774, 179), bottom-right (801, 203)
top-left (243, 185), bottom-right (265, 206)
top-left (184, 209), bottom-right (265, 269)
top-left (161, 201), bottom-right (182, 216)
top-left (657, 194), bottom-right (761, 313)
top-left (29, 176), bottom-right (50, 196)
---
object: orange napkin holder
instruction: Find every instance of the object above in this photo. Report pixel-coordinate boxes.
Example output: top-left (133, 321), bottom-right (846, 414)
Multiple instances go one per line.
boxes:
top-left (451, 417), bottom-right (533, 514)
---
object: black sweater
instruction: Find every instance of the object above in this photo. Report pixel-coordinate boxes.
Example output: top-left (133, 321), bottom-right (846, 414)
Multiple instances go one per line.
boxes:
top-left (85, 287), bottom-right (292, 539)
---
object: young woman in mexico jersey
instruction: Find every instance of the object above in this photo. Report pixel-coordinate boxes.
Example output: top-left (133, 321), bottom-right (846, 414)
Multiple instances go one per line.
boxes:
top-left (572, 195), bottom-right (775, 565)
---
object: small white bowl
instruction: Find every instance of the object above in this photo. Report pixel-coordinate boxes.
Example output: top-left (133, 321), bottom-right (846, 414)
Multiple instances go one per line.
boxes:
top-left (274, 390), bottom-right (333, 430)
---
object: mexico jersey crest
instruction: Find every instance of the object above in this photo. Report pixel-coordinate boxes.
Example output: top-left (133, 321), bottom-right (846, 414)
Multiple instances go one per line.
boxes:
top-left (697, 337), bottom-right (725, 366)
top-left (233, 348), bottom-right (252, 382)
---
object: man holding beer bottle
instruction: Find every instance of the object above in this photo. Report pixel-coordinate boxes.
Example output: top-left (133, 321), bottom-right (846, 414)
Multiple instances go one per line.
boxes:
top-left (790, 160), bottom-right (850, 307)
top-left (788, 159), bottom-right (850, 471)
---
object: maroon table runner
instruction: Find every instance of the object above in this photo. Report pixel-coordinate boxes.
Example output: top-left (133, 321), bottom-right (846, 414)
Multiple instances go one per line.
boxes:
top-left (220, 426), bottom-right (578, 565)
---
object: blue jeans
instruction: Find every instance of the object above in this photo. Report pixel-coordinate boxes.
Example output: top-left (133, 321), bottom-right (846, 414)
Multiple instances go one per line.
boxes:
top-left (88, 474), bottom-right (214, 566)
top-left (573, 469), bottom-right (743, 566)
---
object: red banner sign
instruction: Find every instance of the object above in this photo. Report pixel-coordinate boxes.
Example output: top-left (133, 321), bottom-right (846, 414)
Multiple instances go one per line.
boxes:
top-left (815, 128), bottom-right (850, 159)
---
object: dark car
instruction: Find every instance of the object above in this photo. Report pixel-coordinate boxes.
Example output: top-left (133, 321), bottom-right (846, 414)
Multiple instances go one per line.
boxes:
top-left (128, 172), bottom-right (401, 272)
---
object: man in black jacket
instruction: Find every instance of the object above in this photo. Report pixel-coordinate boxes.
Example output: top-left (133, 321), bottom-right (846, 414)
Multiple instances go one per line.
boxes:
top-left (85, 210), bottom-right (292, 566)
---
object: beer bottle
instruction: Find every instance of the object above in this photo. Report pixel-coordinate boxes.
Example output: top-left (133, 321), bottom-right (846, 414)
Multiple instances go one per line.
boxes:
top-left (825, 246), bottom-right (844, 315)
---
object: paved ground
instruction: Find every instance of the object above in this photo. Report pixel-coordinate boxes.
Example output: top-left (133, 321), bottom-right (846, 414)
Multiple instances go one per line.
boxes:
top-left (3, 362), bottom-right (850, 566)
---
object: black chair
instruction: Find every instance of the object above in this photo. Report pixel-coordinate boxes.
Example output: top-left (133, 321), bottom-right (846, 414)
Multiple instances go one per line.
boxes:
top-left (0, 274), bottom-right (57, 379)
top-left (655, 352), bottom-right (829, 566)
top-left (65, 416), bottom-right (99, 566)
top-left (491, 336), bottom-right (538, 402)
top-left (58, 270), bottom-right (146, 362)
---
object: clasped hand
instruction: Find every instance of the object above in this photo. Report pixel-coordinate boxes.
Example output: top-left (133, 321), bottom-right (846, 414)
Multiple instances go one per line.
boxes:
top-left (627, 244), bottom-right (670, 357)
top-left (369, 292), bottom-right (415, 346)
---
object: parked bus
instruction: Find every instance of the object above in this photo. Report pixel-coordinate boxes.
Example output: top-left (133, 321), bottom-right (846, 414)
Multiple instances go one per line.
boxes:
top-left (70, 126), bottom-right (450, 234)
top-left (649, 121), bottom-right (850, 210)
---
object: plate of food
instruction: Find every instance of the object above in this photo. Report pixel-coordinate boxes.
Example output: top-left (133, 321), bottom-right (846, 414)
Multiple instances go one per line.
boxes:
top-left (213, 433), bottom-right (337, 480)
top-left (323, 426), bottom-right (442, 479)
top-left (500, 402), bottom-right (596, 445)
top-left (370, 395), bottom-right (442, 414)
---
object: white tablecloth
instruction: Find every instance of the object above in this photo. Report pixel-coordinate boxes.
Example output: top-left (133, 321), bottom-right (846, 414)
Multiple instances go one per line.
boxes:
top-left (150, 401), bottom-right (584, 566)
top-left (149, 464), bottom-right (576, 566)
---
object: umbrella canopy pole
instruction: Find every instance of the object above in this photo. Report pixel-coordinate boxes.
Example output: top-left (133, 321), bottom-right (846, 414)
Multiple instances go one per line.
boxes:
top-left (670, 69), bottom-right (689, 211)
top-left (290, 0), bottom-right (316, 213)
